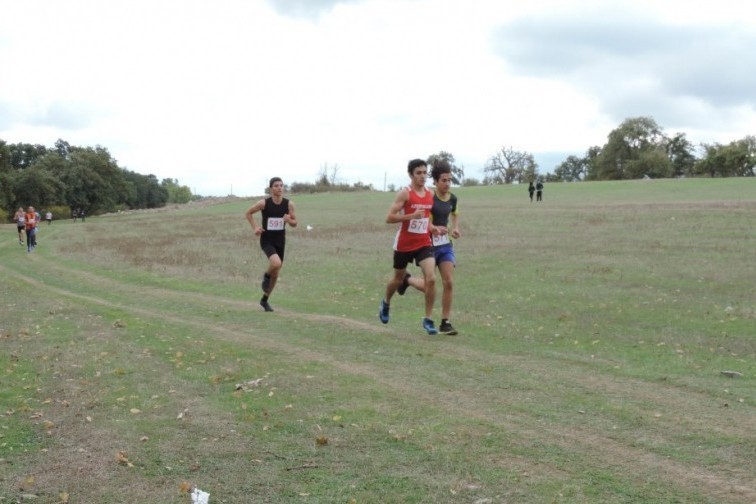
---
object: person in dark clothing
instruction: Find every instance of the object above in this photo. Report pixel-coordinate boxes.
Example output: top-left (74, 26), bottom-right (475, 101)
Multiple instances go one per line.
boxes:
top-left (245, 177), bottom-right (298, 312)
top-left (528, 181), bottom-right (535, 202)
top-left (536, 180), bottom-right (544, 202)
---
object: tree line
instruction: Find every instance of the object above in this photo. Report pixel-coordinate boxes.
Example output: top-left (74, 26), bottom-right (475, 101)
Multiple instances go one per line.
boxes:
top-left (394, 117), bottom-right (756, 187)
top-left (0, 138), bottom-right (193, 219)
top-left (482, 116), bottom-right (755, 184)
top-left (4, 116), bottom-right (752, 218)
top-left (337, 116), bottom-right (754, 191)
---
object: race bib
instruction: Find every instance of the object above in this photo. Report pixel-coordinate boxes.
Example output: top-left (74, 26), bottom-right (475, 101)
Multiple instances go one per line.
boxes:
top-left (432, 233), bottom-right (450, 246)
top-left (408, 217), bottom-right (429, 234)
top-left (267, 217), bottom-right (285, 230)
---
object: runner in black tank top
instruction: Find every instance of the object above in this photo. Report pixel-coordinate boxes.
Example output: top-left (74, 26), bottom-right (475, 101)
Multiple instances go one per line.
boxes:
top-left (245, 177), bottom-right (298, 312)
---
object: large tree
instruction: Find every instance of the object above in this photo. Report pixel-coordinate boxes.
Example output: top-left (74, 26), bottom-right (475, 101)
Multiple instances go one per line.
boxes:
top-left (484, 146), bottom-right (537, 184)
top-left (593, 116), bottom-right (672, 180)
top-left (61, 147), bottom-right (129, 214)
top-left (9, 165), bottom-right (65, 209)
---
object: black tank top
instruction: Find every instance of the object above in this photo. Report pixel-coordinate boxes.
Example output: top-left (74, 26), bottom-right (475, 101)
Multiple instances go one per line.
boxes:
top-left (262, 197), bottom-right (289, 232)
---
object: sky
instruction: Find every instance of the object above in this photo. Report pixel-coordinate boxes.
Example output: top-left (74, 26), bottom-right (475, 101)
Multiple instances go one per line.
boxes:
top-left (1, 0), bottom-right (755, 196)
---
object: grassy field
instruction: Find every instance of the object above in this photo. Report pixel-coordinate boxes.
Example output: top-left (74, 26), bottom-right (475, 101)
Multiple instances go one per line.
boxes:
top-left (1, 178), bottom-right (754, 503)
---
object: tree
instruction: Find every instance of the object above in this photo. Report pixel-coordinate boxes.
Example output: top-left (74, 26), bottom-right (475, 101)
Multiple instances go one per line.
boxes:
top-left (10, 165), bottom-right (65, 209)
top-left (665, 132), bottom-right (697, 177)
top-left (54, 139), bottom-right (72, 160)
top-left (161, 178), bottom-right (193, 204)
top-left (123, 171), bottom-right (168, 208)
top-left (553, 155), bottom-right (588, 182)
top-left (484, 146), bottom-right (538, 184)
top-left (8, 143), bottom-right (47, 170)
top-left (594, 116), bottom-right (672, 180)
top-left (0, 139), bottom-right (10, 174)
top-left (61, 147), bottom-right (129, 214)
top-left (696, 136), bottom-right (756, 177)
top-left (427, 151), bottom-right (465, 185)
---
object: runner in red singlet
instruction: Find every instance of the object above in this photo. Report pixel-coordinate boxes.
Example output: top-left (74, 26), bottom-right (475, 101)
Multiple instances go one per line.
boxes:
top-left (379, 159), bottom-right (440, 335)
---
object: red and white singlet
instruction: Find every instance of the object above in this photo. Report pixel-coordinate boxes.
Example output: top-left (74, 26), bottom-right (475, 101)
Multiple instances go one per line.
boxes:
top-left (393, 186), bottom-right (434, 252)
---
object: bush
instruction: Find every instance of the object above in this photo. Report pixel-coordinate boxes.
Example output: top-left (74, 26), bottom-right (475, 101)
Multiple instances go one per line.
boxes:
top-left (288, 181), bottom-right (375, 194)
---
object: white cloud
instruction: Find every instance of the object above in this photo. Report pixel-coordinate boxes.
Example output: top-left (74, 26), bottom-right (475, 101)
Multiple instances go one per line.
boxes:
top-left (1, 0), bottom-right (754, 195)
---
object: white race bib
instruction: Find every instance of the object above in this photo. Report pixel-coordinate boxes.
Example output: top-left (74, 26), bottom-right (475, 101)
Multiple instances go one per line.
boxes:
top-left (432, 233), bottom-right (450, 246)
top-left (408, 217), bottom-right (429, 234)
top-left (267, 217), bottom-right (285, 230)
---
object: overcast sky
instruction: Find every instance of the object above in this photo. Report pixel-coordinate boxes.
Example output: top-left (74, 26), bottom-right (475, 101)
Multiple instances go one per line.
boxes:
top-left (1, 0), bottom-right (755, 196)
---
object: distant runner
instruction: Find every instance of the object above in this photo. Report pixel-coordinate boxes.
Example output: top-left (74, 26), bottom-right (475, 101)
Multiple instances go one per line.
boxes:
top-left (14, 207), bottom-right (25, 245)
top-left (24, 206), bottom-right (37, 253)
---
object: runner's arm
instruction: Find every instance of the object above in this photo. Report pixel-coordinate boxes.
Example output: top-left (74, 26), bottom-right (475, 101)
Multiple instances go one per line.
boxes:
top-left (245, 199), bottom-right (266, 235)
top-left (386, 189), bottom-right (421, 223)
top-left (285, 201), bottom-right (298, 227)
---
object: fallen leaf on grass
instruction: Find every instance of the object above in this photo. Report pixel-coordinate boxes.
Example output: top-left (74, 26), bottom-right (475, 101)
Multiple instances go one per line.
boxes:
top-left (115, 451), bottom-right (134, 467)
top-left (130, 408), bottom-right (141, 414)
top-left (315, 436), bottom-right (329, 446)
top-left (179, 481), bottom-right (192, 493)
top-left (59, 491), bottom-right (70, 503)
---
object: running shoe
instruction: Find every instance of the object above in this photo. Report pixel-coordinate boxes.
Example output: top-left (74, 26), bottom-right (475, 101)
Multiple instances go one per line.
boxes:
top-left (260, 299), bottom-right (274, 312)
top-left (439, 321), bottom-right (458, 335)
top-left (422, 318), bottom-right (438, 335)
top-left (378, 299), bottom-right (390, 324)
top-left (397, 273), bottom-right (411, 296)
top-left (261, 273), bottom-right (271, 293)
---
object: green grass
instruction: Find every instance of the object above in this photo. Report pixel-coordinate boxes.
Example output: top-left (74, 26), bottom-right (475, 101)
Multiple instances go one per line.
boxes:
top-left (1, 178), bottom-right (754, 503)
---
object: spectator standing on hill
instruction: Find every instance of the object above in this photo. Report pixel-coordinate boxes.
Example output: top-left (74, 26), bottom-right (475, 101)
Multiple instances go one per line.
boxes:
top-left (528, 181), bottom-right (535, 202)
top-left (536, 180), bottom-right (544, 202)
top-left (24, 206), bottom-right (37, 253)
top-left (379, 158), bottom-right (439, 335)
top-left (245, 177), bottom-right (298, 312)
top-left (14, 207), bottom-right (25, 245)
top-left (45, 210), bottom-right (53, 225)
top-left (398, 162), bottom-right (461, 335)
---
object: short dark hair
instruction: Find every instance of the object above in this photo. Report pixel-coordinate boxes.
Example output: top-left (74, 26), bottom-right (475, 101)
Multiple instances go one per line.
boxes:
top-left (407, 159), bottom-right (427, 175)
top-left (269, 177), bottom-right (283, 188)
top-left (430, 159), bottom-right (451, 182)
